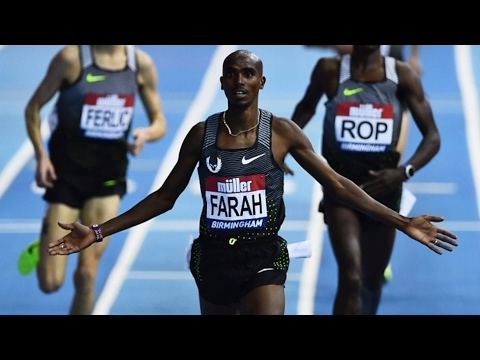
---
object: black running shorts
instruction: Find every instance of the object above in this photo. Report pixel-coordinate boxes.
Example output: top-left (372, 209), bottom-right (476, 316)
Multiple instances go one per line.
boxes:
top-left (43, 172), bottom-right (127, 208)
top-left (190, 235), bottom-right (290, 305)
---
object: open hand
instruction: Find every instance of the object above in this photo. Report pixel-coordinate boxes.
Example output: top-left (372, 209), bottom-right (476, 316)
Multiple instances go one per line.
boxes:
top-left (48, 222), bottom-right (96, 255)
top-left (404, 215), bottom-right (458, 254)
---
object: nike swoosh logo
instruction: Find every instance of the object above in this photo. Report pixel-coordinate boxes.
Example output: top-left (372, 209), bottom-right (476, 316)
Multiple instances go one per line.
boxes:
top-left (258, 268), bottom-right (274, 274)
top-left (343, 87), bottom-right (364, 96)
top-left (241, 153), bottom-right (266, 165)
top-left (86, 73), bottom-right (107, 83)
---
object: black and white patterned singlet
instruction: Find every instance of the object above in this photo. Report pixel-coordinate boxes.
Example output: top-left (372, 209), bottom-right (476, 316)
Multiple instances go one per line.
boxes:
top-left (197, 109), bottom-right (285, 242)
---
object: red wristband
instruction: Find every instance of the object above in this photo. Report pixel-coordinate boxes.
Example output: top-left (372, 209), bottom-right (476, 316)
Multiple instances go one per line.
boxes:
top-left (92, 224), bottom-right (104, 242)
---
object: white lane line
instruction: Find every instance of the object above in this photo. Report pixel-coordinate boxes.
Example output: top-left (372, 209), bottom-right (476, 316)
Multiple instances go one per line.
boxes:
top-left (297, 182), bottom-right (324, 315)
top-left (92, 45), bottom-right (240, 315)
top-left (454, 45), bottom-right (480, 219)
top-left (404, 182), bottom-right (457, 194)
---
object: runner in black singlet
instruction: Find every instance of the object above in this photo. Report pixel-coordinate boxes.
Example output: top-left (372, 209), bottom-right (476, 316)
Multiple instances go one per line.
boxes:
top-left (24, 45), bottom-right (167, 315)
top-left (291, 45), bottom-right (440, 315)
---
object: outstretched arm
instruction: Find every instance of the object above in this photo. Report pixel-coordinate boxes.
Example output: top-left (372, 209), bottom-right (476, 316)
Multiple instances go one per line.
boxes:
top-left (48, 122), bottom-right (205, 255)
top-left (275, 117), bottom-right (458, 254)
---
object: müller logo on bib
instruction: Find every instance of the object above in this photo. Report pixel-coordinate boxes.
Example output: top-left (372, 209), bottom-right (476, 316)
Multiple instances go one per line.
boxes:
top-left (80, 93), bottom-right (134, 140)
top-left (204, 174), bottom-right (268, 230)
top-left (335, 102), bottom-right (394, 153)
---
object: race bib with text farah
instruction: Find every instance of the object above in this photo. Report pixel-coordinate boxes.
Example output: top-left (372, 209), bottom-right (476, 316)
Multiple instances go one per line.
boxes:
top-left (205, 173), bottom-right (267, 231)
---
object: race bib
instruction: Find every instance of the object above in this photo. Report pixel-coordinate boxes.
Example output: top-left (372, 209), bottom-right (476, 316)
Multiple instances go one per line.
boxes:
top-left (80, 93), bottom-right (134, 140)
top-left (205, 174), bottom-right (267, 231)
top-left (335, 102), bottom-right (394, 153)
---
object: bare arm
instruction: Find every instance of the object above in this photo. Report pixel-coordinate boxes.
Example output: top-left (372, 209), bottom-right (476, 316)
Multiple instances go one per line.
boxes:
top-left (397, 61), bottom-right (440, 172)
top-left (407, 45), bottom-right (421, 75)
top-left (284, 57), bottom-right (337, 175)
top-left (291, 57), bottom-right (333, 129)
top-left (128, 47), bottom-right (167, 156)
top-left (273, 116), bottom-right (457, 254)
top-left (48, 122), bottom-right (205, 254)
top-left (24, 45), bottom-right (80, 188)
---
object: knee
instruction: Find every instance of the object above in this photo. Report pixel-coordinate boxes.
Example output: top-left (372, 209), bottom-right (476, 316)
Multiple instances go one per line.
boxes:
top-left (73, 264), bottom-right (96, 291)
top-left (349, 276), bottom-right (363, 295)
top-left (38, 272), bottom-right (63, 294)
top-left (339, 271), bottom-right (362, 294)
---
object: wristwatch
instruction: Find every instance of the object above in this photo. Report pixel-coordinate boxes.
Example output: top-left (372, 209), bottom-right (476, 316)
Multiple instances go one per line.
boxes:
top-left (403, 164), bottom-right (416, 179)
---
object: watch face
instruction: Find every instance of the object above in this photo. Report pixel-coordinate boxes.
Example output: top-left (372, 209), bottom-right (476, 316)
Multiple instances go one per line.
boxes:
top-left (405, 164), bottom-right (415, 178)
